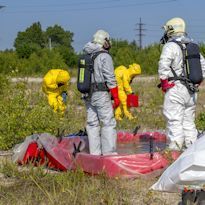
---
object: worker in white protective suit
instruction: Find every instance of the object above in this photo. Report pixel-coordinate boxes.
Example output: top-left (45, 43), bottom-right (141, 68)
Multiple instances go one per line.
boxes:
top-left (158, 17), bottom-right (205, 151)
top-left (83, 29), bottom-right (120, 155)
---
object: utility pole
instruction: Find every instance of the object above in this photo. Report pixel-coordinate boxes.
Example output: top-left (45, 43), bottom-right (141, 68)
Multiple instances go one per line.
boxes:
top-left (135, 18), bottom-right (146, 50)
top-left (48, 37), bottom-right (52, 50)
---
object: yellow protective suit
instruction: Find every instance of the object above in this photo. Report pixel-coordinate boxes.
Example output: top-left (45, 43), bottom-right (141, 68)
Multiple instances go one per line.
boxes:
top-left (42, 69), bottom-right (70, 113)
top-left (114, 63), bottom-right (141, 120)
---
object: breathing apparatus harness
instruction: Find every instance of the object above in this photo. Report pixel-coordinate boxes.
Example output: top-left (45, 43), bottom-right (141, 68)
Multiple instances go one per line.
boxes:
top-left (168, 40), bottom-right (202, 94)
top-left (77, 51), bottom-right (109, 96)
top-left (159, 34), bottom-right (203, 94)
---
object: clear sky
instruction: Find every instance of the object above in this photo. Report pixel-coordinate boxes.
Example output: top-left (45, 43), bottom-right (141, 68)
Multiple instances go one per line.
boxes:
top-left (0, 0), bottom-right (205, 52)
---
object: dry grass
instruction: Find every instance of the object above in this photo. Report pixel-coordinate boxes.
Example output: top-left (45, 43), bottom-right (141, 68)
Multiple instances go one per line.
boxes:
top-left (0, 160), bottom-right (181, 205)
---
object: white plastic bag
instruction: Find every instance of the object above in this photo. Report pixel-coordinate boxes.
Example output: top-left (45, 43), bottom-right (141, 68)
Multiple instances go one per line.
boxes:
top-left (151, 134), bottom-right (205, 193)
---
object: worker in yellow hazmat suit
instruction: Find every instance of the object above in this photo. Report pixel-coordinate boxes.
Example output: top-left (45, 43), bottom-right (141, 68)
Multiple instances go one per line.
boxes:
top-left (114, 63), bottom-right (141, 120)
top-left (42, 69), bottom-right (70, 113)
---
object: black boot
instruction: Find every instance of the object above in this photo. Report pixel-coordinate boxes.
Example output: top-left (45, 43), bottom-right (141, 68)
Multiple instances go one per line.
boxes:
top-left (196, 190), bottom-right (205, 205)
top-left (181, 190), bottom-right (196, 205)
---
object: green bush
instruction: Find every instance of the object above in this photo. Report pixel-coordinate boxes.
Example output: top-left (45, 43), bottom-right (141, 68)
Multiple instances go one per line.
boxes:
top-left (135, 44), bottom-right (161, 75)
top-left (0, 51), bottom-right (19, 74)
top-left (110, 39), bottom-right (161, 74)
top-left (0, 49), bottom-right (69, 76)
top-left (196, 112), bottom-right (205, 131)
top-left (26, 49), bottom-right (68, 75)
top-left (0, 77), bottom-right (59, 149)
top-left (0, 76), bottom-right (86, 150)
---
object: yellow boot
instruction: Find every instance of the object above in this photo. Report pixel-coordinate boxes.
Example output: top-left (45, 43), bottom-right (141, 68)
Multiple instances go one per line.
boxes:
top-left (57, 95), bottom-right (66, 113)
top-left (48, 94), bottom-right (58, 112)
top-left (115, 106), bottom-right (123, 121)
top-left (123, 105), bottom-right (135, 120)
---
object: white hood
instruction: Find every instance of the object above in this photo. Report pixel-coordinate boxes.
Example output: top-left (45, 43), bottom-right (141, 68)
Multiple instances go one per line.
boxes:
top-left (83, 42), bottom-right (102, 54)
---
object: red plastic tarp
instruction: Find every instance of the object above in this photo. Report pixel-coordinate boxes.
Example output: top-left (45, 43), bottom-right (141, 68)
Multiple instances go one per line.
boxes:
top-left (74, 152), bottom-right (168, 178)
top-left (117, 131), bottom-right (167, 143)
top-left (13, 133), bottom-right (84, 171)
top-left (13, 131), bottom-right (179, 178)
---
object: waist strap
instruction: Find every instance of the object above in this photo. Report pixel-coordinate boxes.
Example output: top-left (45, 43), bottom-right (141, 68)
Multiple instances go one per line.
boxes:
top-left (168, 76), bottom-right (199, 93)
top-left (91, 82), bottom-right (109, 92)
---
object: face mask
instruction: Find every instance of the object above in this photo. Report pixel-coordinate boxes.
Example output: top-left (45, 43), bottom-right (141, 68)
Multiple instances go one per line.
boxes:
top-left (103, 38), bottom-right (111, 50)
top-left (160, 32), bottom-right (169, 45)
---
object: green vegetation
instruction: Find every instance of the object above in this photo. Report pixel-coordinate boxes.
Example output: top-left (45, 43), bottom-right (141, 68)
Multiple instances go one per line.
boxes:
top-left (0, 37), bottom-right (162, 76)
top-left (14, 22), bottom-right (76, 66)
top-left (0, 75), bottom-right (85, 150)
top-left (1, 21), bottom-right (205, 76)
top-left (111, 40), bottom-right (161, 75)
top-left (196, 113), bottom-right (205, 131)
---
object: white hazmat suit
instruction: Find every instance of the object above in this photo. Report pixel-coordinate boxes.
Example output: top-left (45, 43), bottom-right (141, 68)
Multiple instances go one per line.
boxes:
top-left (159, 35), bottom-right (205, 150)
top-left (83, 41), bottom-right (118, 155)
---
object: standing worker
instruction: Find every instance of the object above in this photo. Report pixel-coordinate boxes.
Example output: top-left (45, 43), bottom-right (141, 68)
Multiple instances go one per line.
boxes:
top-left (114, 64), bottom-right (141, 120)
top-left (158, 17), bottom-right (205, 150)
top-left (42, 69), bottom-right (70, 113)
top-left (82, 29), bottom-right (120, 155)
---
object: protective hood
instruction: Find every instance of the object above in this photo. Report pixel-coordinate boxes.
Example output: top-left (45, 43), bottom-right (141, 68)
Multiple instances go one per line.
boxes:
top-left (56, 70), bottom-right (70, 84)
top-left (83, 42), bottom-right (102, 54)
top-left (128, 64), bottom-right (141, 79)
top-left (168, 35), bottom-right (193, 44)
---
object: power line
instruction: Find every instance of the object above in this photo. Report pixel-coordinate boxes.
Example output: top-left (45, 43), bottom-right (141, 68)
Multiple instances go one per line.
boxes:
top-left (8, 0), bottom-right (177, 9)
top-left (3, 0), bottom-right (178, 14)
top-left (135, 18), bottom-right (146, 49)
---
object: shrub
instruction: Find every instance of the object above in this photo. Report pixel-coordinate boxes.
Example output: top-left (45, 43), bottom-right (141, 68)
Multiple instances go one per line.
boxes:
top-left (0, 76), bottom-right (86, 150)
top-left (0, 77), bottom-right (61, 149)
top-left (196, 112), bottom-right (205, 131)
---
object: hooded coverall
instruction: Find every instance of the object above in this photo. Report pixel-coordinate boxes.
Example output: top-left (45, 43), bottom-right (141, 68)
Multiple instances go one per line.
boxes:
top-left (114, 64), bottom-right (141, 120)
top-left (159, 35), bottom-right (205, 150)
top-left (42, 69), bottom-right (70, 113)
top-left (83, 42), bottom-right (118, 155)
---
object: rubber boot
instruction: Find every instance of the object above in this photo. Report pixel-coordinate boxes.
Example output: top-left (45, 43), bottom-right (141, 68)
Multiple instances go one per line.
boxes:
top-left (122, 104), bottom-right (134, 120)
top-left (125, 112), bottom-right (134, 120)
top-left (57, 95), bottom-right (66, 113)
top-left (196, 190), bottom-right (205, 205)
top-left (181, 190), bottom-right (196, 205)
top-left (115, 115), bottom-right (122, 121)
top-left (115, 106), bottom-right (123, 121)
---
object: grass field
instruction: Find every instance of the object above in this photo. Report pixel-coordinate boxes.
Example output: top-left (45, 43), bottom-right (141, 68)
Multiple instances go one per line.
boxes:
top-left (0, 76), bottom-right (204, 205)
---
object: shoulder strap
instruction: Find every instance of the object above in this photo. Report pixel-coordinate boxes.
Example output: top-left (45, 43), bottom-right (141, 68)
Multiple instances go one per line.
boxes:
top-left (170, 39), bottom-right (184, 50)
top-left (89, 51), bottom-right (109, 85)
top-left (170, 40), bottom-right (188, 78)
top-left (92, 50), bottom-right (109, 61)
top-left (170, 40), bottom-right (186, 66)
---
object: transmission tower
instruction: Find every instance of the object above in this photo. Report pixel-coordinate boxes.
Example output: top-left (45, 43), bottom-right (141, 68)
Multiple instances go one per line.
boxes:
top-left (135, 18), bottom-right (146, 49)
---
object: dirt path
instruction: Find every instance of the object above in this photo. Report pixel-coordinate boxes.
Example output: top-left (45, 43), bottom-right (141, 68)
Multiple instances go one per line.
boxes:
top-left (11, 77), bottom-right (77, 83)
top-left (11, 75), bottom-right (157, 84)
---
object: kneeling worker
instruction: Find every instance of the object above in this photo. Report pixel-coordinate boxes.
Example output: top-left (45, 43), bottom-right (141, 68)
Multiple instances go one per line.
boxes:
top-left (42, 69), bottom-right (70, 113)
top-left (114, 63), bottom-right (141, 120)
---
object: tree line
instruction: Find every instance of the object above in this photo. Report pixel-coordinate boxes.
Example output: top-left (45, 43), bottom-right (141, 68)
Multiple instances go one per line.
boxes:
top-left (1, 22), bottom-right (205, 76)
